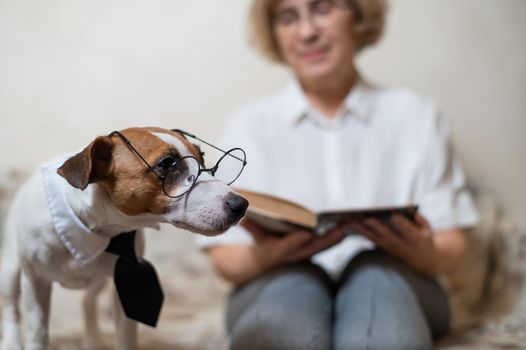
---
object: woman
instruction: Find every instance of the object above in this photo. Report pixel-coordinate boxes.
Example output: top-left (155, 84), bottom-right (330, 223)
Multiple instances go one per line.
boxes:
top-left (198, 0), bottom-right (479, 349)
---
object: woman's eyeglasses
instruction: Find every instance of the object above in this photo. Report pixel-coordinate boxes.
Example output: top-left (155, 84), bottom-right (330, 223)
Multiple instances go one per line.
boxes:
top-left (272, 0), bottom-right (352, 28)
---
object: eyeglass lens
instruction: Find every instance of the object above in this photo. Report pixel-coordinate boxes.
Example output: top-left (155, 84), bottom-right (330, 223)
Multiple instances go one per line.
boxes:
top-left (212, 148), bottom-right (246, 185)
top-left (272, 0), bottom-right (339, 27)
top-left (163, 156), bottom-right (200, 198)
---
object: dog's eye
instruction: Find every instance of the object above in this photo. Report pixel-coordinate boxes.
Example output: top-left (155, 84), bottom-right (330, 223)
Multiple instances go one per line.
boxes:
top-left (157, 156), bottom-right (177, 171)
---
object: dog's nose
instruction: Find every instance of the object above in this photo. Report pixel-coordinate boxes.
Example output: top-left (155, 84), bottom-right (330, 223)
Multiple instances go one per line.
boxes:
top-left (226, 193), bottom-right (249, 219)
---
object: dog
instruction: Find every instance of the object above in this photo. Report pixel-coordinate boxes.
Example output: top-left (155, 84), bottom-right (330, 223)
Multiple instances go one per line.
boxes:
top-left (0, 127), bottom-right (248, 350)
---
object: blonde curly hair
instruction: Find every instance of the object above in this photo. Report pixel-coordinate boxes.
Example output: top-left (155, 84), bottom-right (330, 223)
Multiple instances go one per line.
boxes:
top-left (248, 0), bottom-right (388, 63)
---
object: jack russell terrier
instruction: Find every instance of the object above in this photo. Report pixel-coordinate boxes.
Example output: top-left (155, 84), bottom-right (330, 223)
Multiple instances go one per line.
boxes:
top-left (0, 127), bottom-right (248, 350)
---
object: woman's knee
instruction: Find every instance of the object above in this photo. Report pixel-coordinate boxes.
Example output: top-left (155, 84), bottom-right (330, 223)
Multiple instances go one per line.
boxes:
top-left (230, 304), bottom-right (331, 350)
top-left (334, 331), bottom-right (432, 350)
top-left (228, 263), bottom-right (333, 350)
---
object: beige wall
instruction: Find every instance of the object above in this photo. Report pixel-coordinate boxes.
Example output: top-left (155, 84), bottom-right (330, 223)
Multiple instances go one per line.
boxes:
top-left (1, 0), bottom-right (525, 217)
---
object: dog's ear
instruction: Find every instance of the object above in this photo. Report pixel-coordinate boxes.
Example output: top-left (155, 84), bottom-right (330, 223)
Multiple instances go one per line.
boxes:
top-left (57, 136), bottom-right (114, 190)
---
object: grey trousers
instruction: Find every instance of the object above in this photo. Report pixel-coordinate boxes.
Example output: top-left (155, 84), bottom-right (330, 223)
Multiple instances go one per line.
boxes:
top-left (226, 250), bottom-right (450, 350)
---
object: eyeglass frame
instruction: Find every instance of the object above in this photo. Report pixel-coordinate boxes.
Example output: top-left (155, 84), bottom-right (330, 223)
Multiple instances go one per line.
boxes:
top-left (109, 129), bottom-right (247, 198)
top-left (271, 0), bottom-right (357, 29)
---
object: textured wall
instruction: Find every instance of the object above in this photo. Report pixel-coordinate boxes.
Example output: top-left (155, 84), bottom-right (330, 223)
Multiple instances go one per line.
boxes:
top-left (0, 0), bottom-right (525, 217)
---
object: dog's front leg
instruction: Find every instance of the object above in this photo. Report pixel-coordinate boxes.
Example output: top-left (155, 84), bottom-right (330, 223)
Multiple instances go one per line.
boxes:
top-left (0, 229), bottom-right (23, 350)
top-left (113, 290), bottom-right (137, 350)
top-left (83, 278), bottom-right (107, 350)
top-left (21, 270), bottom-right (52, 350)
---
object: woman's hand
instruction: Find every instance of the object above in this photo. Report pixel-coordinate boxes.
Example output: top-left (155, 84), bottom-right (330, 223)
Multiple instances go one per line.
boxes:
top-left (348, 213), bottom-right (467, 276)
top-left (243, 219), bottom-right (348, 269)
top-left (349, 213), bottom-right (437, 276)
top-left (208, 219), bottom-right (349, 284)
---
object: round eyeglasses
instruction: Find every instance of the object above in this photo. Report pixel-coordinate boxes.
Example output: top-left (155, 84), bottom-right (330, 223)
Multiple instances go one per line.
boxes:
top-left (109, 130), bottom-right (247, 198)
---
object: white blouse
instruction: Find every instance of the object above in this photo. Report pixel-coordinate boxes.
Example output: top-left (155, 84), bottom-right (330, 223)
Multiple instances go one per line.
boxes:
top-left (196, 79), bottom-right (479, 278)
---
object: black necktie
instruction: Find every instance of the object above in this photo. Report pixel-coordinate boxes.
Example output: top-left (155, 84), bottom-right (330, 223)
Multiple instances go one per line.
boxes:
top-left (105, 231), bottom-right (164, 327)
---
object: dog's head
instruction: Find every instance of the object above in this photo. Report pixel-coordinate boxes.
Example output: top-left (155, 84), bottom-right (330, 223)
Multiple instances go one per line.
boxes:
top-left (57, 127), bottom-right (248, 235)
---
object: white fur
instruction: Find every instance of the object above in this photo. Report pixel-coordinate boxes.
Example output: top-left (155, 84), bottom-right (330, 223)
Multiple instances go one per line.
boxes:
top-left (151, 132), bottom-right (190, 157)
top-left (0, 131), bottom-right (245, 350)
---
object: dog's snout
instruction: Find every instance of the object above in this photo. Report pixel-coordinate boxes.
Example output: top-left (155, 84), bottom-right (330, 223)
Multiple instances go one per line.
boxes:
top-left (226, 193), bottom-right (249, 219)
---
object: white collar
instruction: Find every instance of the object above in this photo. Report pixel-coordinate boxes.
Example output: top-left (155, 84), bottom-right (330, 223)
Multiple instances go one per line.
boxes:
top-left (41, 157), bottom-right (111, 266)
top-left (281, 78), bottom-right (375, 126)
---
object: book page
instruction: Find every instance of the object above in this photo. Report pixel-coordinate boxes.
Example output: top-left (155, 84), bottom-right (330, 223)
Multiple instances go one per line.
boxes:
top-left (234, 188), bottom-right (318, 229)
top-left (243, 211), bottom-right (310, 233)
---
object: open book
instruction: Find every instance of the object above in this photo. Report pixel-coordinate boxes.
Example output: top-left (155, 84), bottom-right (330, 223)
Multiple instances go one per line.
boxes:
top-left (235, 188), bottom-right (418, 235)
